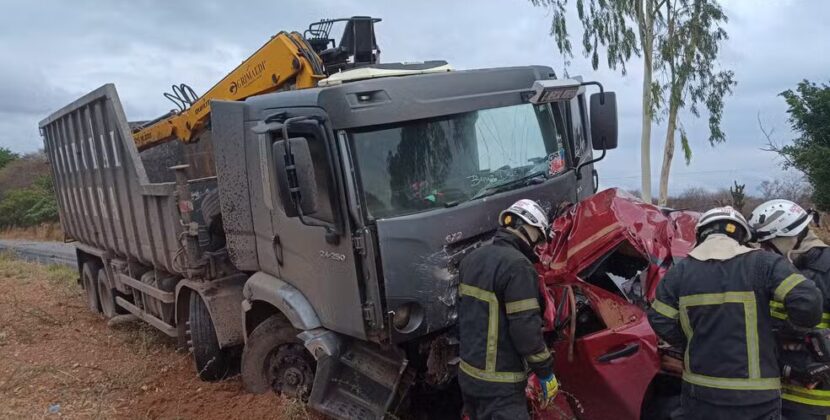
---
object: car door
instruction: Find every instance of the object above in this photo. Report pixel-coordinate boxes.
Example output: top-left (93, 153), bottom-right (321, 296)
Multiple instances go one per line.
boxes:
top-left (550, 276), bottom-right (661, 420)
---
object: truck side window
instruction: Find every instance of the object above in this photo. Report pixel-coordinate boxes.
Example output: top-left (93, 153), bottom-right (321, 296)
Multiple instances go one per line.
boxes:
top-left (307, 135), bottom-right (335, 223)
top-left (569, 95), bottom-right (589, 163)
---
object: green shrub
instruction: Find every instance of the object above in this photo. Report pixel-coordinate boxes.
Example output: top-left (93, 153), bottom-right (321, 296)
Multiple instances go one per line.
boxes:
top-left (0, 175), bottom-right (59, 228)
top-left (0, 147), bottom-right (18, 170)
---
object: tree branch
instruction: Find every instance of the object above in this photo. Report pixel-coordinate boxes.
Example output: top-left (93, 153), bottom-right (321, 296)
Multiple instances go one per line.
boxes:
top-left (757, 112), bottom-right (797, 167)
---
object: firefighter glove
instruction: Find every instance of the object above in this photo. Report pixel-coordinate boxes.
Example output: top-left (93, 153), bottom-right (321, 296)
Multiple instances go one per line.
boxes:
top-left (539, 373), bottom-right (560, 407)
top-left (784, 361), bottom-right (830, 385)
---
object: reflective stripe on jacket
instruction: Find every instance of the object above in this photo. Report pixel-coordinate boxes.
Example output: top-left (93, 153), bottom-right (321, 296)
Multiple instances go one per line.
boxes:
top-left (782, 246), bottom-right (830, 415)
top-left (648, 236), bottom-right (823, 406)
top-left (457, 228), bottom-right (553, 397)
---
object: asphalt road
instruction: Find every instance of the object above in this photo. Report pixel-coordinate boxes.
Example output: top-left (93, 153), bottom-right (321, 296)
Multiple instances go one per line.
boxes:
top-left (0, 239), bottom-right (77, 267)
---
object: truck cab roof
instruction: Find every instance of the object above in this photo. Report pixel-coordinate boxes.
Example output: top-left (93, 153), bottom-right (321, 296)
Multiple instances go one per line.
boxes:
top-left (243, 65), bottom-right (558, 130)
top-left (318, 61), bottom-right (453, 86)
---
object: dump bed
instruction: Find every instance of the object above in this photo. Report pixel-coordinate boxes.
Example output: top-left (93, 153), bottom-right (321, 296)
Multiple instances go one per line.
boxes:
top-left (39, 84), bottom-right (217, 274)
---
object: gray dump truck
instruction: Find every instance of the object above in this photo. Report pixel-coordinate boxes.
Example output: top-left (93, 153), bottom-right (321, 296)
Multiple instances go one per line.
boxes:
top-left (39, 65), bottom-right (618, 418)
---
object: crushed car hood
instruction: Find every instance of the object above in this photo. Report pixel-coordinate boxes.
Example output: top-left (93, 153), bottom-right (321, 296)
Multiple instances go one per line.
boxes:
top-left (538, 188), bottom-right (698, 301)
top-left (525, 189), bottom-right (699, 419)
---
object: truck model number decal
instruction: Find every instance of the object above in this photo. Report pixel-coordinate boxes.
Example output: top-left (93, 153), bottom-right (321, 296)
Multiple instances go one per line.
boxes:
top-left (320, 251), bottom-right (346, 262)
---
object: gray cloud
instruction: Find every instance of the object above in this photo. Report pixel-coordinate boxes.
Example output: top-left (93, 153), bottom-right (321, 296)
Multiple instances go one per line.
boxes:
top-left (0, 0), bottom-right (824, 195)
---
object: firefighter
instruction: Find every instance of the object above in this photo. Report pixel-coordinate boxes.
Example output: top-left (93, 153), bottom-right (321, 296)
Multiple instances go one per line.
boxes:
top-left (457, 199), bottom-right (558, 420)
top-left (648, 206), bottom-right (823, 420)
top-left (750, 199), bottom-right (830, 420)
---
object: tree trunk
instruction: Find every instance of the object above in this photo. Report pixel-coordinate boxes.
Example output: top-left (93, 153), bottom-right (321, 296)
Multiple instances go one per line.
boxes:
top-left (658, 105), bottom-right (679, 206)
top-left (639, 0), bottom-right (655, 204)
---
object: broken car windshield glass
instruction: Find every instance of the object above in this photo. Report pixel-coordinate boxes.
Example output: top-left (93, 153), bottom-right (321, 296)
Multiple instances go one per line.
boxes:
top-left (349, 103), bottom-right (566, 219)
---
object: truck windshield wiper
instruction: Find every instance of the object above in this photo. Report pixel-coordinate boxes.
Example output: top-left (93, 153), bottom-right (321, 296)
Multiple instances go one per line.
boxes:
top-left (471, 171), bottom-right (548, 200)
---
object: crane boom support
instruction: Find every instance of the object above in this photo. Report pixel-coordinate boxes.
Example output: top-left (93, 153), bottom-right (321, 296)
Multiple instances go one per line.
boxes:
top-left (133, 31), bottom-right (325, 150)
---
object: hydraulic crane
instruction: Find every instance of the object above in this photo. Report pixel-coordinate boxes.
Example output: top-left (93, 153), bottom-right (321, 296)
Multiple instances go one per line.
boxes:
top-left (133, 17), bottom-right (380, 150)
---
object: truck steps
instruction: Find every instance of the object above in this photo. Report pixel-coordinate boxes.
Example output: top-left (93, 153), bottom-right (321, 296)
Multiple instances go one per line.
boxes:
top-left (309, 341), bottom-right (409, 420)
top-left (115, 297), bottom-right (178, 337)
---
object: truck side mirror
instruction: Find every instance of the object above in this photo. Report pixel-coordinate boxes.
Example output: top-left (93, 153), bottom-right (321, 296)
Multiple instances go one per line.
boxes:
top-left (590, 92), bottom-right (618, 150)
top-left (272, 137), bottom-right (318, 217)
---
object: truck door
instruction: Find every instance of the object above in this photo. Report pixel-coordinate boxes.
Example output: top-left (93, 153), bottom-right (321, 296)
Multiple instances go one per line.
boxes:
top-left (263, 111), bottom-right (368, 340)
top-left (568, 93), bottom-right (596, 199)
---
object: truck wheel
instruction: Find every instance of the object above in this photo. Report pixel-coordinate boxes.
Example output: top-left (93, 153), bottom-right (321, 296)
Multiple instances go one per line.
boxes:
top-left (241, 315), bottom-right (316, 399)
top-left (81, 261), bottom-right (102, 313)
top-left (96, 268), bottom-right (123, 319)
top-left (189, 292), bottom-right (239, 381)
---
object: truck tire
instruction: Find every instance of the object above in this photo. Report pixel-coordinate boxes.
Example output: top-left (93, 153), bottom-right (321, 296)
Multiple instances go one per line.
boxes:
top-left (200, 189), bottom-right (225, 252)
top-left (96, 268), bottom-right (124, 319)
top-left (188, 292), bottom-right (238, 381)
top-left (81, 261), bottom-right (102, 314)
top-left (241, 314), bottom-right (316, 399)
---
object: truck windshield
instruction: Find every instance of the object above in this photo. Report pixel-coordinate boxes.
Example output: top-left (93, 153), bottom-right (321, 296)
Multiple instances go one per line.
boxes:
top-left (349, 103), bottom-right (567, 219)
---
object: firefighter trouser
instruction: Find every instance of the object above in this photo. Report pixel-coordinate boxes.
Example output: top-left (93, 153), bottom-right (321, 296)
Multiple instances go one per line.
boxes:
top-left (680, 389), bottom-right (781, 420)
top-left (462, 392), bottom-right (529, 420)
top-left (782, 406), bottom-right (828, 420)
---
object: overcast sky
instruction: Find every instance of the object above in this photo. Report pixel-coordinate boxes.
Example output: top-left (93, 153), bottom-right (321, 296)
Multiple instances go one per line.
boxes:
top-left (0, 0), bottom-right (825, 194)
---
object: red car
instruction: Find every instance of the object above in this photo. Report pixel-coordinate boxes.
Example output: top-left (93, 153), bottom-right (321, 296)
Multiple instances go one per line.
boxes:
top-left (527, 189), bottom-right (699, 420)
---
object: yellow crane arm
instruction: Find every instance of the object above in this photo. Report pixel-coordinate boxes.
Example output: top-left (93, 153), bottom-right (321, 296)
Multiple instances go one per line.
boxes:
top-left (133, 31), bottom-right (326, 150)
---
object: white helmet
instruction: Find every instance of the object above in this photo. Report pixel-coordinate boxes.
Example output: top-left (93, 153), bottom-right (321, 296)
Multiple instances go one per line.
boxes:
top-left (696, 206), bottom-right (752, 243)
top-left (499, 199), bottom-right (550, 238)
top-left (749, 199), bottom-right (811, 242)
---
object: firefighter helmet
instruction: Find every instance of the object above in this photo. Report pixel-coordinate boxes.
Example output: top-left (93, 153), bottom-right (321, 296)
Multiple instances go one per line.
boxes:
top-left (748, 199), bottom-right (812, 242)
top-left (696, 206), bottom-right (752, 243)
top-left (499, 199), bottom-right (550, 239)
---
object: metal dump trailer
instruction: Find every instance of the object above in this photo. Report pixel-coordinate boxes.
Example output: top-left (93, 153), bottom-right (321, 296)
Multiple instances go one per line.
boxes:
top-left (39, 85), bottom-right (244, 379)
top-left (40, 85), bottom-right (216, 273)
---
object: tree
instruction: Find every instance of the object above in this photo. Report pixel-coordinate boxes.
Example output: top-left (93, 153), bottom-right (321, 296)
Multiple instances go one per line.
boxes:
top-left (766, 81), bottom-right (830, 210)
top-left (757, 174), bottom-right (813, 206)
top-left (530, 0), bottom-right (657, 202)
top-left (656, 0), bottom-right (734, 205)
top-left (0, 147), bottom-right (18, 170)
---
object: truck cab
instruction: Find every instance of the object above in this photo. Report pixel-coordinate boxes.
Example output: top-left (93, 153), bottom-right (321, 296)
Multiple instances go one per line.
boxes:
top-left (211, 64), bottom-right (618, 417)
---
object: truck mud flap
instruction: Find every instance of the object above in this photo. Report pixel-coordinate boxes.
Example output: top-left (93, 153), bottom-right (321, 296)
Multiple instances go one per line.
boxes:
top-left (308, 341), bottom-right (410, 419)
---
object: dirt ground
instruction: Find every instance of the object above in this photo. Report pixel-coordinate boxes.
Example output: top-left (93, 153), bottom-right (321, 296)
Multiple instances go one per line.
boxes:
top-left (0, 253), bottom-right (308, 419)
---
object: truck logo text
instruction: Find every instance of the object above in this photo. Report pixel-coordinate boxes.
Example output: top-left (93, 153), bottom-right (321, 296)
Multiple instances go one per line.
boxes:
top-left (229, 60), bottom-right (267, 95)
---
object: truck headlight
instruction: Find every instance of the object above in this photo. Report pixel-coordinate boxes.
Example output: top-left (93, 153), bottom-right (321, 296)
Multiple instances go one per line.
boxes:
top-left (392, 302), bottom-right (423, 333)
top-left (392, 305), bottom-right (411, 330)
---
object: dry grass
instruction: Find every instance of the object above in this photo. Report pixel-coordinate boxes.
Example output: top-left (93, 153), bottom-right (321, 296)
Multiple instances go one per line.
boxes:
top-left (0, 153), bottom-right (51, 193)
top-left (0, 253), bottom-right (289, 419)
top-left (0, 222), bottom-right (64, 242)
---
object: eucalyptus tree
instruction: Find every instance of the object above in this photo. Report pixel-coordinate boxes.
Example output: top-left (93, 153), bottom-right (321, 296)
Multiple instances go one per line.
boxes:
top-left (531, 0), bottom-right (661, 202)
top-left (655, 0), bottom-right (734, 205)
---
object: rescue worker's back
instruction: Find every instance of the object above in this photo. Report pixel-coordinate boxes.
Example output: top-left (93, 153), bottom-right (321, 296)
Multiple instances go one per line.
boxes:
top-left (652, 242), bottom-right (820, 404)
top-left (648, 206), bottom-right (823, 419)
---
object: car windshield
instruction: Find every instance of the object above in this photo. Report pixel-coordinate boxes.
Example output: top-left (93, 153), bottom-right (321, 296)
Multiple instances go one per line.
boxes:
top-left (349, 103), bottom-right (567, 219)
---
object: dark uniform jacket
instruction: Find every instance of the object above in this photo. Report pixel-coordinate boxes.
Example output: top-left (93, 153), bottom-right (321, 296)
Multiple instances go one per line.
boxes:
top-left (457, 228), bottom-right (553, 397)
top-left (648, 244), bottom-right (822, 406)
top-left (780, 246), bottom-right (830, 414)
